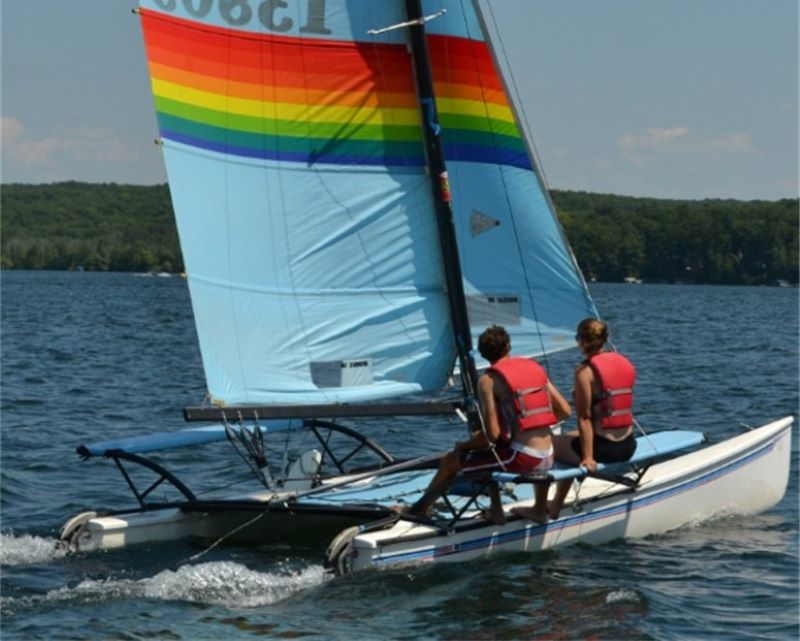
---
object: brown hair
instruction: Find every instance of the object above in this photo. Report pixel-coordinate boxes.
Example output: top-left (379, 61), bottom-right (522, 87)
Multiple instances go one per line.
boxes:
top-left (478, 325), bottom-right (510, 364)
top-left (576, 318), bottom-right (608, 355)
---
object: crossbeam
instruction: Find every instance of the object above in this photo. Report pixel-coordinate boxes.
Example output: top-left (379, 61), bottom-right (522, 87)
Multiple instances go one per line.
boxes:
top-left (183, 401), bottom-right (463, 422)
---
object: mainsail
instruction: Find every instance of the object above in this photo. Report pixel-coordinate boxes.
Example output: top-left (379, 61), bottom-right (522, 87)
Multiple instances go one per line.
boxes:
top-left (138, 0), bottom-right (596, 406)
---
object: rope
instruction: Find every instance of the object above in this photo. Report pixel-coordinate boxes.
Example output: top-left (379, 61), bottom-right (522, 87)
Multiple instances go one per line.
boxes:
top-left (280, 418), bottom-right (294, 481)
top-left (468, 370), bottom-right (506, 471)
top-left (185, 511), bottom-right (266, 563)
top-left (632, 416), bottom-right (657, 452)
top-left (480, 2), bottom-right (595, 322)
top-left (222, 413), bottom-right (275, 492)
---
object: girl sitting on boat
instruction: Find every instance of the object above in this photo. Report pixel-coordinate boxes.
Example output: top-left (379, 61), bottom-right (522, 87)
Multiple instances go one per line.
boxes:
top-left (548, 318), bottom-right (638, 519)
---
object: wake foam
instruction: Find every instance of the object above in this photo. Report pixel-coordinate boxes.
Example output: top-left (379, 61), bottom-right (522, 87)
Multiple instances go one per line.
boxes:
top-left (606, 588), bottom-right (641, 604)
top-left (0, 533), bottom-right (67, 566)
top-left (139, 560), bottom-right (328, 607)
top-left (4, 560), bottom-right (328, 611)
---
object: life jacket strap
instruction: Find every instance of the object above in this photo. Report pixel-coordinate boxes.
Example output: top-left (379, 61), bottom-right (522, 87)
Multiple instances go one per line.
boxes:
top-left (519, 406), bottom-right (554, 419)
top-left (606, 387), bottom-right (633, 396)
top-left (514, 385), bottom-right (547, 398)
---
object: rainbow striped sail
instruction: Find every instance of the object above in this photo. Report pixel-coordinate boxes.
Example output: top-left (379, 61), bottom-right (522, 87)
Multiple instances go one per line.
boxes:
top-left (138, 0), bottom-right (595, 405)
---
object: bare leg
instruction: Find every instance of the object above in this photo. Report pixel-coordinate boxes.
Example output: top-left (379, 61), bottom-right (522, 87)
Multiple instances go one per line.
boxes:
top-left (485, 481), bottom-right (507, 525)
top-left (511, 482), bottom-right (550, 524)
top-left (549, 434), bottom-right (581, 519)
top-left (407, 451), bottom-right (460, 517)
top-left (548, 479), bottom-right (572, 519)
top-left (552, 433), bottom-right (580, 464)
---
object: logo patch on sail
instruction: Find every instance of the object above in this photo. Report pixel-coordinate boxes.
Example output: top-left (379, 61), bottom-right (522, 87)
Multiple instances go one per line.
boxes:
top-left (471, 210), bottom-right (500, 238)
top-left (310, 359), bottom-right (374, 388)
top-left (467, 294), bottom-right (521, 326)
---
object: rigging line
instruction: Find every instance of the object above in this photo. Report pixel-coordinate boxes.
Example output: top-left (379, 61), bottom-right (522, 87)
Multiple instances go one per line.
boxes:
top-left (186, 511), bottom-right (267, 563)
top-left (284, 449), bottom-right (447, 500)
top-left (606, 336), bottom-right (651, 441)
top-left (222, 414), bottom-right (274, 491)
top-left (280, 417), bottom-right (295, 481)
top-left (632, 417), bottom-right (655, 445)
top-left (475, 386), bottom-right (506, 470)
top-left (193, 474), bottom-right (257, 497)
top-left (367, 8), bottom-right (447, 35)
top-left (252, 411), bottom-right (276, 489)
top-left (482, 1), bottom-right (595, 318)
top-left (462, 2), bottom-right (550, 370)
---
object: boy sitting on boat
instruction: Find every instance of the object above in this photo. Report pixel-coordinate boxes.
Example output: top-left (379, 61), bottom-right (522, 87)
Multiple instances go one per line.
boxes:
top-left (408, 325), bottom-right (571, 523)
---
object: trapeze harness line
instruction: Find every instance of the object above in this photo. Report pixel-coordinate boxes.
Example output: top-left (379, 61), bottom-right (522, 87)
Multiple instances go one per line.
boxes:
top-left (586, 352), bottom-right (636, 431)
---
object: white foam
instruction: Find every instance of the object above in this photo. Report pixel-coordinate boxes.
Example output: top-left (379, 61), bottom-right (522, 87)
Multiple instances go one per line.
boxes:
top-left (4, 560), bottom-right (329, 611)
top-left (0, 533), bottom-right (67, 566)
top-left (606, 588), bottom-right (640, 604)
top-left (140, 560), bottom-right (329, 607)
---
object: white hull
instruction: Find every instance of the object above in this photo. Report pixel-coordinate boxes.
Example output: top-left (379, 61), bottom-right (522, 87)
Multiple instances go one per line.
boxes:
top-left (65, 503), bottom-right (364, 551)
top-left (341, 417), bottom-right (793, 572)
top-left (61, 451), bottom-right (439, 551)
top-left (62, 481), bottom-right (389, 551)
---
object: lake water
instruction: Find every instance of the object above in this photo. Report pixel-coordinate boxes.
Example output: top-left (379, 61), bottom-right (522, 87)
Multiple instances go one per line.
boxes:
top-left (1, 271), bottom-right (797, 640)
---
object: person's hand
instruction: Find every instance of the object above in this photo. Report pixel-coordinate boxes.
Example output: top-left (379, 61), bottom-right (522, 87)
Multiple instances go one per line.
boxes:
top-left (580, 457), bottom-right (597, 472)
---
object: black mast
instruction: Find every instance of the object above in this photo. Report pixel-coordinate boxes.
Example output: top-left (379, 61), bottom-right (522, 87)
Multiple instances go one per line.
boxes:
top-left (404, 0), bottom-right (480, 426)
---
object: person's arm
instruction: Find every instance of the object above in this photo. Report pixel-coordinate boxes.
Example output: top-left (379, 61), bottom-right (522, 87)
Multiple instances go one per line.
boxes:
top-left (573, 365), bottom-right (597, 471)
top-left (547, 380), bottom-right (572, 422)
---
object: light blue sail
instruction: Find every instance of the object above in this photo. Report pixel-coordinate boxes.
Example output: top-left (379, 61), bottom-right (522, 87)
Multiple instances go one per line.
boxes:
top-left (139, 0), bottom-right (597, 406)
top-left (426, 0), bottom-right (598, 368)
top-left (140, 0), bottom-right (456, 405)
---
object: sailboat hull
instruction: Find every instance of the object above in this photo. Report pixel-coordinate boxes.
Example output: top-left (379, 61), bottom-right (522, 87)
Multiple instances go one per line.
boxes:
top-left (62, 505), bottom-right (369, 551)
top-left (336, 417), bottom-right (793, 573)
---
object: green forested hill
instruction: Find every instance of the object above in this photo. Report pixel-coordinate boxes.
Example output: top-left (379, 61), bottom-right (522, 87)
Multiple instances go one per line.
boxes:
top-left (1, 182), bottom-right (797, 285)
top-left (1, 182), bottom-right (178, 272)
top-left (555, 191), bottom-right (798, 285)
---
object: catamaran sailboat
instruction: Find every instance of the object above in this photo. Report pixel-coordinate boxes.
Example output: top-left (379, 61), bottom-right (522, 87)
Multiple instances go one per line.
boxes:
top-left (60, 0), bottom-right (792, 565)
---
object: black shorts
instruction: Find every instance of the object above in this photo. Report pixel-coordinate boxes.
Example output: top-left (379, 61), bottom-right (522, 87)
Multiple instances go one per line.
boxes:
top-left (571, 432), bottom-right (636, 463)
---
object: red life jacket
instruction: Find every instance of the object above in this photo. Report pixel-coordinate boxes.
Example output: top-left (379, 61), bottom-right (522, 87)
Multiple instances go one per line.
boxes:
top-left (587, 352), bottom-right (636, 430)
top-left (488, 357), bottom-right (558, 439)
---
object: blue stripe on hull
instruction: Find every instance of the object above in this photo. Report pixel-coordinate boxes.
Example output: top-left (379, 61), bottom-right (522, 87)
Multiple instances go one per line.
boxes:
top-left (372, 431), bottom-right (785, 567)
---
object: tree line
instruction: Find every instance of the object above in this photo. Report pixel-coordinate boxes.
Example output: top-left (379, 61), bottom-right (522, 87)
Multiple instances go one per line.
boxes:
top-left (2, 182), bottom-right (797, 285)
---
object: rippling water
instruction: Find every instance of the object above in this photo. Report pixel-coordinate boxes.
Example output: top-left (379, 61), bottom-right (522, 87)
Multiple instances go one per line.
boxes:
top-left (1, 272), bottom-right (797, 640)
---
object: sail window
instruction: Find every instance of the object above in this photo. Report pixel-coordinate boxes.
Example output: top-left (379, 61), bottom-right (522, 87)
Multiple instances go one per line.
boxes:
top-left (467, 294), bottom-right (521, 326)
top-left (310, 359), bottom-right (374, 388)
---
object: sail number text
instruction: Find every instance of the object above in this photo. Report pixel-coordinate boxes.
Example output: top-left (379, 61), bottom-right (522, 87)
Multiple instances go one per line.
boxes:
top-left (152, 0), bottom-right (331, 34)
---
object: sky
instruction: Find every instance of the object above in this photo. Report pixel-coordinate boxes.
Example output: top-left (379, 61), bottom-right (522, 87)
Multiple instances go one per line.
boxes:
top-left (1, 0), bottom-right (797, 201)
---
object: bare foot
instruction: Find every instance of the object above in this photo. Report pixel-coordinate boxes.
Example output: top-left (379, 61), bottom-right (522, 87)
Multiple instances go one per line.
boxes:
top-left (511, 506), bottom-right (549, 525)
top-left (547, 501), bottom-right (561, 520)
top-left (479, 506), bottom-right (507, 525)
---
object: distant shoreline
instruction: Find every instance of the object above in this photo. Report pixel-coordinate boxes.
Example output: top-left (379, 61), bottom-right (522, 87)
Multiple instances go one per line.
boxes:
top-left (2, 182), bottom-right (797, 285)
top-left (4, 269), bottom-right (797, 289)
